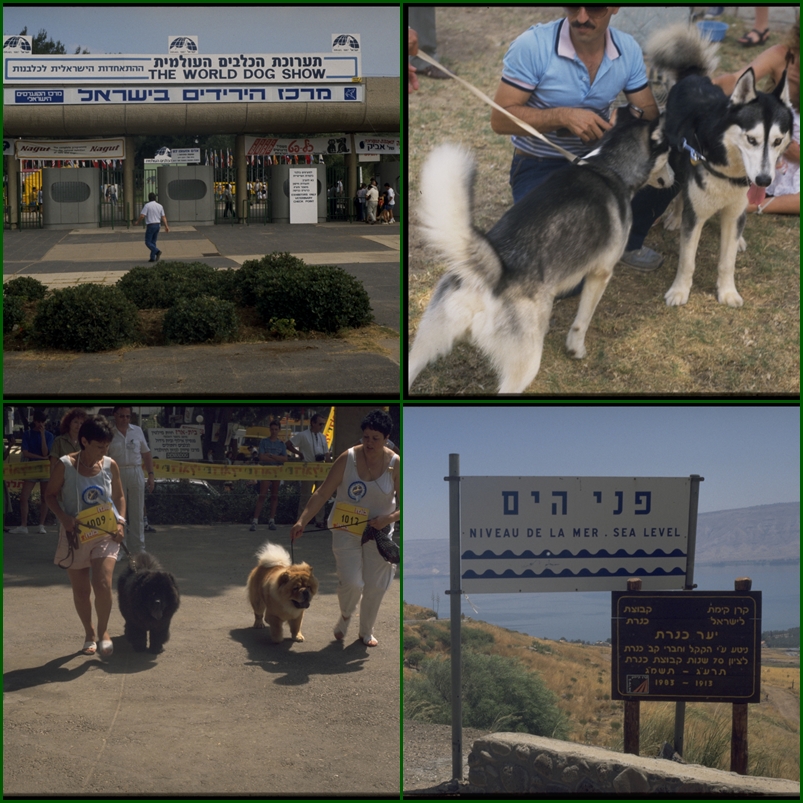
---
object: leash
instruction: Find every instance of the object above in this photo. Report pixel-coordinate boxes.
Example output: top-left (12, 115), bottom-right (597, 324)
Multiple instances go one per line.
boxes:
top-left (290, 517), bottom-right (374, 562)
top-left (414, 49), bottom-right (586, 165)
top-left (57, 522), bottom-right (132, 570)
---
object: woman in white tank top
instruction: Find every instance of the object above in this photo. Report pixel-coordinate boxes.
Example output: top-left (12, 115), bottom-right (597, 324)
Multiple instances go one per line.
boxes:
top-left (291, 410), bottom-right (399, 647)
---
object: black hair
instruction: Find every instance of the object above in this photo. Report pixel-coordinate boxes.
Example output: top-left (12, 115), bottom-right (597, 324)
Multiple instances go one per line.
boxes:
top-left (360, 409), bottom-right (392, 437)
top-left (112, 405), bottom-right (131, 414)
top-left (32, 409), bottom-right (48, 424)
top-left (269, 419), bottom-right (281, 428)
top-left (148, 192), bottom-right (156, 202)
top-left (78, 415), bottom-right (114, 448)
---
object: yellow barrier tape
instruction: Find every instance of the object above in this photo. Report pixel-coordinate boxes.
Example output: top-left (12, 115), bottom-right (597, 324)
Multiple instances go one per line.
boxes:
top-left (3, 459), bottom-right (332, 482)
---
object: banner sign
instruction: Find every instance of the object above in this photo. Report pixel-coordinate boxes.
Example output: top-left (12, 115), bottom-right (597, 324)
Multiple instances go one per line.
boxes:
top-left (460, 476), bottom-right (691, 593)
top-left (14, 138), bottom-right (125, 160)
top-left (3, 459), bottom-right (332, 482)
top-left (354, 135), bottom-right (400, 155)
top-left (3, 53), bottom-right (361, 84)
top-left (151, 148), bottom-right (201, 163)
top-left (148, 427), bottom-right (204, 461)
top-left (4, 85), bottom-right (362, 106)
top-left (612, 590), bottom-right (761, 703)
top-left (245, 135), bottom-right (349, 157)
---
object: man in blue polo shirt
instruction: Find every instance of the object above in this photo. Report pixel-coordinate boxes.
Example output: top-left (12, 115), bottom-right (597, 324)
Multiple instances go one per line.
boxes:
top-left (491, 6), bottom-right (671, 272)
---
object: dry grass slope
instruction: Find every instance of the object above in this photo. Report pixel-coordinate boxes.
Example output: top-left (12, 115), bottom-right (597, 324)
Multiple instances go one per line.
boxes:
top-left (403, 605), bottom-right (800, 781)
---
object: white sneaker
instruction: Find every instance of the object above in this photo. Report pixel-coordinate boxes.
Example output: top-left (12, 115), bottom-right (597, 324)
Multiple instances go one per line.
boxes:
top-left (37, 525), bottom-right (47, 534)
top-left (8, 526), bottom-right (28, 534)
top-left (268, 519), bottom-right (277, 531)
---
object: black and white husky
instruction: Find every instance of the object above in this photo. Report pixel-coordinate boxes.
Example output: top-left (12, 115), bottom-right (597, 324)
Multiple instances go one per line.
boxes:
top-left (647, 24), bottom-right (794, 308)
top-left (408, 114), bottom-right (672, 394)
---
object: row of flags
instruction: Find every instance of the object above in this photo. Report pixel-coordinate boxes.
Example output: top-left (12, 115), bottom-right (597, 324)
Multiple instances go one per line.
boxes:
top-left (204, 150), bottom-right (326, 168)
top-left (20, 159), bottom-right (124, 170)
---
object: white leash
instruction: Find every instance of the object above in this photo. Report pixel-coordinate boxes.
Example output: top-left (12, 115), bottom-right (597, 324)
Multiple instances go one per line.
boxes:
top-left (414, 49), bottom-right (584, 164)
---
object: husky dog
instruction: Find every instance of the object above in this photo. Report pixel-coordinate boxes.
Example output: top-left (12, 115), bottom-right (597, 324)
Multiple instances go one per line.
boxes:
top-left (647, 24), bottom-right (793, 308)
top-left (408, 113), bottom-right (672, 394)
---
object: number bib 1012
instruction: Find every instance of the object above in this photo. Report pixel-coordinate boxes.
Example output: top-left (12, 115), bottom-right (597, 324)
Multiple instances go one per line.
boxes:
top-left (331, 502), bottom-right (370, 536)
top-left (75, 503), bottom-right (116, 544)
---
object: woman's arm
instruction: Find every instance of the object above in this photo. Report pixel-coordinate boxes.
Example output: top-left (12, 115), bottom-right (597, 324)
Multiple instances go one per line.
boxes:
top-left (108, 460), bottom-right (127, 542)
top-left (44, 458), bottom-right (76, 533)
top-left (368, 452), bottom-right (401, 529)
top-left (291, 451), bottom-right (348, 539)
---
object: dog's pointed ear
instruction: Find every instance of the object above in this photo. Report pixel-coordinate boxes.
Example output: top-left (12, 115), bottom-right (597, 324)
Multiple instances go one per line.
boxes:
top-left (731, 67), bottom-right (757, 106)
top-left (773, 68), bottom-right (792, 109)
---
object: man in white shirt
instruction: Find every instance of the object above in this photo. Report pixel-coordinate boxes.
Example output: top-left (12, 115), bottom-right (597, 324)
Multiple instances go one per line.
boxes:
top-left (286, 413), bottom-right (332, 530)
top-left (136, 192), bottom-right (170, 263)
top-left (108, 406), bottom-right (155, 553)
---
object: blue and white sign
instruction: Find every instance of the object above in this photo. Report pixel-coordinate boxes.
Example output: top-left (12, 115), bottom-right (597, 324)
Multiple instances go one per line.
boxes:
top-left (3, 35), bottom-right (32, 55)
top-left (332, 33), bottom-right (360, 52)
top-left (3, 52), bottom-right (361, 84)
top-left (460, 476), bottom-right (691, 593)
top-left (168, 36), bottom-right (199, 54)
top-left (289, 168), bottom-right (318, 225)
top-left (14, 89), bottom-right (64, 103)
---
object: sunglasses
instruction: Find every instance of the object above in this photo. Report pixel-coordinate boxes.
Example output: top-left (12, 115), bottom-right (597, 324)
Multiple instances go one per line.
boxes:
top-left (565, 6), bottom-right (610, 18)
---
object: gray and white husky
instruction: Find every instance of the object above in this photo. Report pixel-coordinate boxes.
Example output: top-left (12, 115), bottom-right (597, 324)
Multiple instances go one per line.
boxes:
top-left (647, 24), bottom-right (794, 308)
top-left (408, 114), bottom-right (672, 394)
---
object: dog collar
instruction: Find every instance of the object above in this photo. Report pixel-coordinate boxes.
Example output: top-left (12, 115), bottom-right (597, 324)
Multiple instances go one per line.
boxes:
top-left (680, 138), bottom-right (750, 187)
top-left (680, 138), bottom-right (705, 164)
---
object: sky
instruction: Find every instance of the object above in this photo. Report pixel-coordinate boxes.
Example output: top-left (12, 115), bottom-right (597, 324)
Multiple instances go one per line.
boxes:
top-left (403, 405), bottom-right (800, 539)
top-left (2, 5), bottom-right (399, 77)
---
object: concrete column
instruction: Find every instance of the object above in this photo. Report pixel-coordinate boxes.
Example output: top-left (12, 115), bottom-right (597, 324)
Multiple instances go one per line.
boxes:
top-left (124, 136), bottom-right (136, 226)
top-left (235, 134), bottom-right (247, 223)
top-left (347, 135), bottom-right (358, 220)
top-left (7, 153), bottom-right (20, 229)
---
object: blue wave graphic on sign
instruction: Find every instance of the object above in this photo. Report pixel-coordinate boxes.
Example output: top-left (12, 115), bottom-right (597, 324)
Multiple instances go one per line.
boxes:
top-left (461, 548), bottom-right (686, 560)
top-left (462, 566), bottom-right (686, 579)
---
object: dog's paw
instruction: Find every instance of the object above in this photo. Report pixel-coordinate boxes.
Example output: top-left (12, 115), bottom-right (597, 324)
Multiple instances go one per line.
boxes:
top-left (717, 288), bottom-right (744, 308)
top-left (664, 286), bottom-right (690, 307)
top-left (737, 236), bottom-right (747, 253)
top-left (253, 619), bottom-right (265, 629)
top-left (293, 633), bottom-right (305, 642)
top-left (565, 329), bottom-right (587, 359)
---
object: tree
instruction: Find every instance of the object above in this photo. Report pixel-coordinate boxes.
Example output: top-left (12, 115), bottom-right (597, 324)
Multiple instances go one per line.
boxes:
top-left (19, 26), bottom-right (89, 55)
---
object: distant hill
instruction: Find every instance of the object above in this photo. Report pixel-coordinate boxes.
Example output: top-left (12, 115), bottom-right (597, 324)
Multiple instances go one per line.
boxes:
top-left (405, 501), bottom-right (800, 575)
top-left (695, 502), bottom-right (799, 565)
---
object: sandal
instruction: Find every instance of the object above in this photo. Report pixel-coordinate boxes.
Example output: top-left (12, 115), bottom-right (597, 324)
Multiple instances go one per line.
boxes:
top-left (362, 635), bottom-right (378, 647)
top-left (98, 639), bottom-right (114, 658)
top-left (81, 640), bottom-right (97, 655)
top-left (737, 28), bottom-right (769, 47)
top-left (333, 615), bottom-right (350, 641)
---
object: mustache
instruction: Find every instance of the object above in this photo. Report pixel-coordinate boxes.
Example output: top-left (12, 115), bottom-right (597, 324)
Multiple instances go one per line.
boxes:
top-left (571, 22), bottom-right (595, 29)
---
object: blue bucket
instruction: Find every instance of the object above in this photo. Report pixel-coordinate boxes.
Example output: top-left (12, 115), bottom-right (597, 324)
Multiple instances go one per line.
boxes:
top-left (696, 20), bottom-right (729, 42)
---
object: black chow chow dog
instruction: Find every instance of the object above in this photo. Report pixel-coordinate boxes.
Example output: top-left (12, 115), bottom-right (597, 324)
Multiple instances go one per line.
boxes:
top-left (117, 552), bottom-right (180, 654)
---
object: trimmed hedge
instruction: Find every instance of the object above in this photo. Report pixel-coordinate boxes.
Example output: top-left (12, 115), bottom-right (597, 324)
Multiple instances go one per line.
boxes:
top-left (162, 296), bottom-right (239, 344)
top-left (32, 284), bottom-right (140, 352)
top-left (3, 276), bottom-right (48, 301)
top-left (117, 261), bottom-right (222, 309)
top-left (3, 294), bottom-right (26, 334)
top-left (254, 263), bottom-right (373, 333)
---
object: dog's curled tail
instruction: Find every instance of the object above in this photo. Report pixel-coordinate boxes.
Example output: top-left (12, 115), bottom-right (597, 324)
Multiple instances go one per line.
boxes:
top-left (255, 541), bottom-right (291, 569)
top-left (418, 143), bottom-right (502, 288)
top-left (646, 23), bottom-right (719, 83)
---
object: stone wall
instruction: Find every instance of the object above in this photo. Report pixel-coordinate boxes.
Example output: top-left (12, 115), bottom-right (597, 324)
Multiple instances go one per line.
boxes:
top-left (467, 733), bottom-right (800, 797)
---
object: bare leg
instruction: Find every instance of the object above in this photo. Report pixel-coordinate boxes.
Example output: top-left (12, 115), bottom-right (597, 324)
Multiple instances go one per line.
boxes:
top-left (91, 556), bottom-right (117, 644)
top-left (67, 567), bottom-right (96, 642)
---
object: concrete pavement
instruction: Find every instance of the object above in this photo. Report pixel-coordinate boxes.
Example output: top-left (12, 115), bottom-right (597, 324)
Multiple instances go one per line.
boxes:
top-left (3, 222), bottom-right (400, 395)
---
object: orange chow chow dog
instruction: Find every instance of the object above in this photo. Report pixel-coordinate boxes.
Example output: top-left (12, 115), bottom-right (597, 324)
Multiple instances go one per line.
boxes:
top-left (246, 542), bottom-right (318, 643)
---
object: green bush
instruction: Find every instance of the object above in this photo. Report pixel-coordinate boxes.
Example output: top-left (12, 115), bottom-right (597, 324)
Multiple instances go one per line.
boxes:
top-left (255, 263), bottom-right (373, 333)
top-left (162, 296), bottom-right (239, 344)
top-left (405, 651), bottom-right (569, 738)
top-left (3, 294), bottom-right (26, 334)
top-left (267, 317), bottom-right (297, 339)
top-left (227, 252), bottom-right (309, 307)
top-left (117, 261), bottom-right (221, 309)
top-left (32, 284), bottom-right (140, 352)
top-left (3, 276), bottom-right (48, 301)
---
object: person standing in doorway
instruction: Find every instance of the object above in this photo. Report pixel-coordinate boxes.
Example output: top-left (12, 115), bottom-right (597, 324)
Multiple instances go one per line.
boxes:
top-left (136, 193), bottom-right (169, 263)
top-left (223, 184), bottom-right (234, 218)
top-left (107, 406), bottom-right (155, 553)
top-left (365, 181), bottom-right (379, 225)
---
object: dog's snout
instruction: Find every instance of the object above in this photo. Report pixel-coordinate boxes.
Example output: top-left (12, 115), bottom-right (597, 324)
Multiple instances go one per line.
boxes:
top-left (657, 178), bottom-right (665, 187)
top-left (754, 174), bottom-right (772, 187)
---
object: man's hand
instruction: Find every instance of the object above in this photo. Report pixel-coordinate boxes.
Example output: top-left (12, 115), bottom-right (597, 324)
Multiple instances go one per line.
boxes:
top-left (562, 108), bottom-right (612, 142)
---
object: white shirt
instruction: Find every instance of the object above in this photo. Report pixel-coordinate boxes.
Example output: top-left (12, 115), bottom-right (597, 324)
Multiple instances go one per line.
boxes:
top-left (140, 200), bottom-right (165, 225)
top-left (108, 423), bottom-right (151, 468)
top-left (289, 428), bottom-right (328, 462)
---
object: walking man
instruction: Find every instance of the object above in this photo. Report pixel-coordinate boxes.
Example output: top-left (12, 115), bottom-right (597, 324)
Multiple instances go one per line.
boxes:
top-left (136, 192), bottom-right (169, 263)
top-left (108, 406), bottom-right (155, 553)
top-left (286, 412), bottom-right (332, 530)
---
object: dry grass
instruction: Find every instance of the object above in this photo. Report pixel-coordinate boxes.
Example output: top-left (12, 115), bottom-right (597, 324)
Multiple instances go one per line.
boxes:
top-left (407, 7), bottom-right (800, 396)
top-left (403, 605), bottom-right (800, 780)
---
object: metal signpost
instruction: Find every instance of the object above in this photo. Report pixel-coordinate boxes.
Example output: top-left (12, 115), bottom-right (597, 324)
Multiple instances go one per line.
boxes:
top-left (445, 461), bottom-right (704, 780)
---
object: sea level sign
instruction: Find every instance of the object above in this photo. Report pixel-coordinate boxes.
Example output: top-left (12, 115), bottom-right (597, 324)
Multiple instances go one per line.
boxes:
top-left (612, 590), bottom-right (761, 703)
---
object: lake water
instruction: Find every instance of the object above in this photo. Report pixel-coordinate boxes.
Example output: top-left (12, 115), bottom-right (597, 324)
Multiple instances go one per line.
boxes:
top-left (403, 560), bottom-right (800, 643)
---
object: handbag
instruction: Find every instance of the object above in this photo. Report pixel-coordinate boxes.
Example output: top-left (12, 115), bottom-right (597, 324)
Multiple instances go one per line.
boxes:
top-left (361, 523), bottom-right (399, 565)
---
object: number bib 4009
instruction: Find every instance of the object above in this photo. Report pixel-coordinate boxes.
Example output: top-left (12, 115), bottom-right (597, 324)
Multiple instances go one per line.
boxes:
top-left (331, 502), bottom-right (369, 536)
top-left (75, 503), bottom-right (116, 545)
